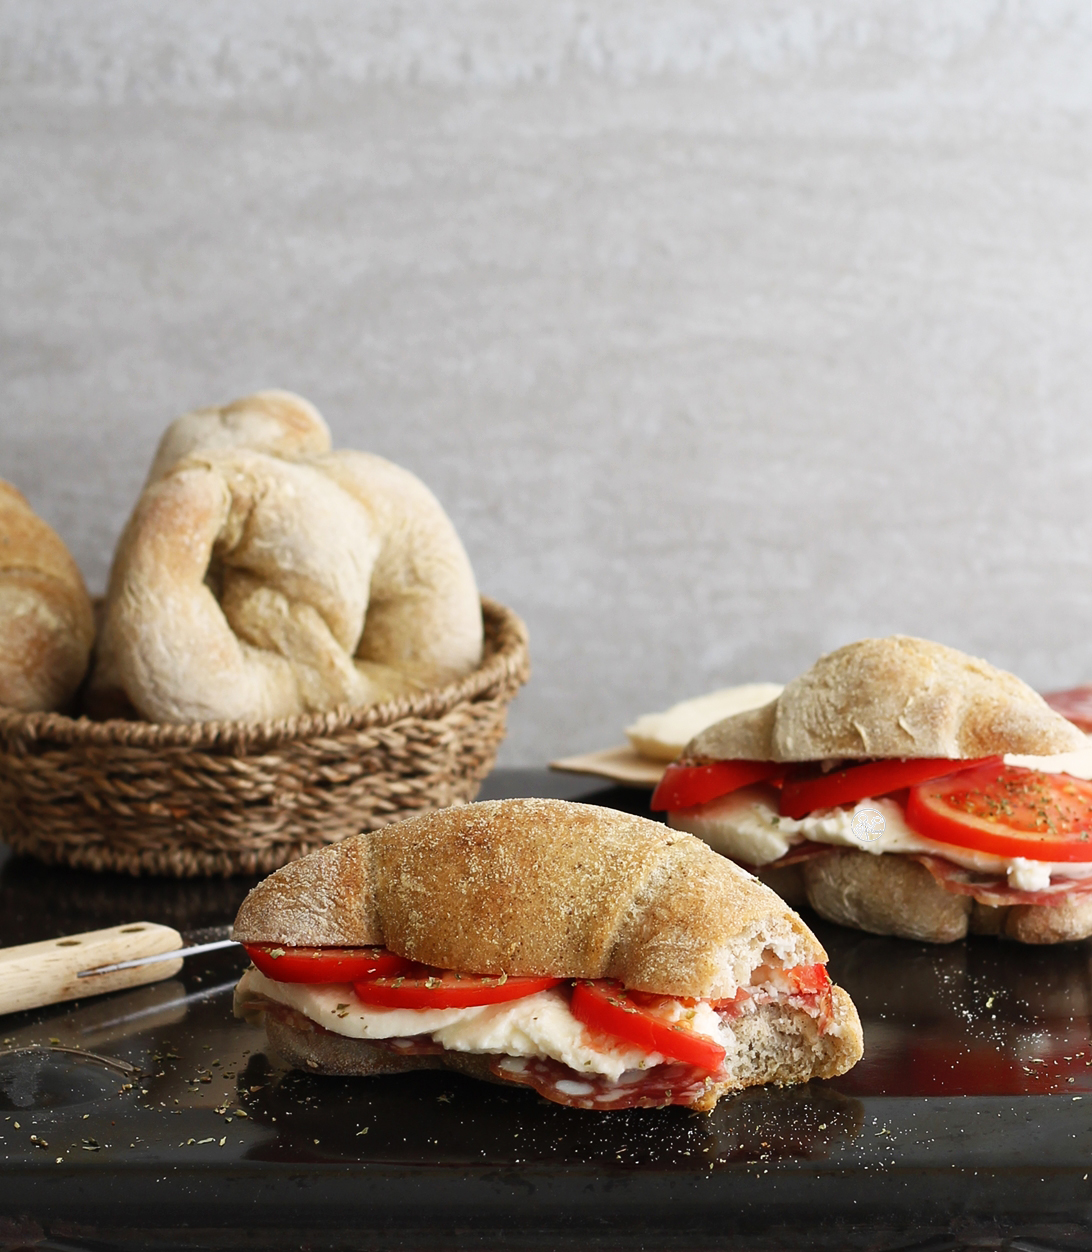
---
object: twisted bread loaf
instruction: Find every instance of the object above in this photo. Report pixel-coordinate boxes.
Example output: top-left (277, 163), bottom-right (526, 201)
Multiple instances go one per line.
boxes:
top-left (88, 390), bottom-right (336, 717)
top-left (91, 391), bottom-right (482, 722)
top-left (0, 481), bottom-right (94, 712)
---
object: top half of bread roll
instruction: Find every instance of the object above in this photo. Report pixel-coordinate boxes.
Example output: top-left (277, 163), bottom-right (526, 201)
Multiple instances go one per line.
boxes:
top-left (234, 798), bottom-right (825, 1002)
top-left (686, 635), bottom-right (1085, 764)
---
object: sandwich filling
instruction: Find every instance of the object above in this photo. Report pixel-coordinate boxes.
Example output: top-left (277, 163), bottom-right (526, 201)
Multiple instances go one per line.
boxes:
top-left (660, 746), bottom-right (1092, 905)
top-left (235, 949), bottom-right (840, 1109)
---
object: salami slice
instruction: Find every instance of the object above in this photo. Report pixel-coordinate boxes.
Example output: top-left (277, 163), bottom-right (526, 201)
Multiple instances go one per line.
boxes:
top-left (912, 853), bottom-right (1092, 908)
top-left (489, 1054), bottom-right (722, 1110)
top-left (1043, 685), bottom-right (1092, 733)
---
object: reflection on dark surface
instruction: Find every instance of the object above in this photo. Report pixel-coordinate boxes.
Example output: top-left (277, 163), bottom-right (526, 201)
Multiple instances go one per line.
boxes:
top-left (236, 1052), bottom-right (863, 1168)
top-left (0, 853), bottom-right (258, 946)
top-left (823, 923), bottom-right (1092, 1096)
top-left (0, 1047), bottom-right (126, 1112)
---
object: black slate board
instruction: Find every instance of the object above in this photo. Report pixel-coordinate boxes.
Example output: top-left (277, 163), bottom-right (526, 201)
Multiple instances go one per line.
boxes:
top-left (2, 769), bottom-right (1092, 1251)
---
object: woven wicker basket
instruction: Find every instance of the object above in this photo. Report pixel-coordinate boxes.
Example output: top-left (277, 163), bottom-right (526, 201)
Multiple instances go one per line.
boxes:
top-left (0, 597), bottom-right (529, 878)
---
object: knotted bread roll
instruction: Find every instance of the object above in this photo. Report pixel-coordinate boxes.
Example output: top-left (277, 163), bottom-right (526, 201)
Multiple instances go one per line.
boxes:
top-left (88, 389), bottom-right (335, 716)
top-left (0, 481), bottom-right (94, 712)
top-left (91, 391), bottom-right (483, 723)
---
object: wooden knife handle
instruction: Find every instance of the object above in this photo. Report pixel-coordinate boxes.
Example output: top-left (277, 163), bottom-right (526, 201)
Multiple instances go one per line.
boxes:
top-left (0, 922), bottom-right (184, 1017)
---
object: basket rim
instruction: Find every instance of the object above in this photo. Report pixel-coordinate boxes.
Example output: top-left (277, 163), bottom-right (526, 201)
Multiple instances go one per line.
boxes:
top-left (0, 595), bottom-right (528, 750)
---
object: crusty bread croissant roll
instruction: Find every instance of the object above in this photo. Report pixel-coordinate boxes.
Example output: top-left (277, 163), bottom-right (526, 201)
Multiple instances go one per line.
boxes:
top-left (233, 798), bottom-right (863, 1111)
top-left (90, 391), bottom-right (483, 723)
top-left (0, 480), bottom-right (94, 712)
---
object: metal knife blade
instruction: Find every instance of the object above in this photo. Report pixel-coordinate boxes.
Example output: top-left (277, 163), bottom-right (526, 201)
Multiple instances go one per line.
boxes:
top-left (78, 924), bottom-right (241, 978)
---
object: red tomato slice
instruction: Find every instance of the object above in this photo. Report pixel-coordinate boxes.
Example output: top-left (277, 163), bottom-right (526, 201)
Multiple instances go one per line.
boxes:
top-left (353, 967), bottom-right (562, 1009)
top-left (243, 944), bottom-right (411, 984)
top-left (906, 762), bottom-right (1092, 862)
top-left (650, 759), bottom-right (783, 812)
top-left (778, 757), bottom-right (1000, 820)
top-left (570, 979), bottom-right (727, 1072)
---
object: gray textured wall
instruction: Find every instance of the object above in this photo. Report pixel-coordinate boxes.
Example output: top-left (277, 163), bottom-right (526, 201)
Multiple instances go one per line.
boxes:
top-left (2, 2), bottom-right (1090, 764)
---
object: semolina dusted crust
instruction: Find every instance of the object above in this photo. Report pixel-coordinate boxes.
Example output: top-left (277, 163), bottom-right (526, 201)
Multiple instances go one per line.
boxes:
top-left (233, 798), bottom-right (829, 1002)
top-left (688, 635), bottom-right (1084, 764)
top-left (88, 390), bottom-right (483, 724)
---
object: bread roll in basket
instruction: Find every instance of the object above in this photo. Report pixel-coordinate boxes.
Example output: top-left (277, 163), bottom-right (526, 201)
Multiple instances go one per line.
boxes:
top-left (0, 393), bottom-right (529, 877)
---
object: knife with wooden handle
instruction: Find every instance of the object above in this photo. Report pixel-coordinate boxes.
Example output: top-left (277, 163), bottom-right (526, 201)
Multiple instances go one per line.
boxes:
top-left (0, 922), bottom-right (190, 1016)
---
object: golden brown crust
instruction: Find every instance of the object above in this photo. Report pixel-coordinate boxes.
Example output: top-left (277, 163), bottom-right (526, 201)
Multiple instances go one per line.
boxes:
top-left (0, 480), bottom-right (94, 712)
top-left (233, 835), bottom-right (381, 948)
top-left (688, 635), bottom-right (1084, 763)
top-left (234, 798), bottom-right (827, 1000)
top-left (997, 895), bottom-right (1092, 944)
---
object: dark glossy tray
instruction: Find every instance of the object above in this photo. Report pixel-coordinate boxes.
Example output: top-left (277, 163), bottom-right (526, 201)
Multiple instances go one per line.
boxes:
top-left (3, 769), bottom-right (1092, 1251)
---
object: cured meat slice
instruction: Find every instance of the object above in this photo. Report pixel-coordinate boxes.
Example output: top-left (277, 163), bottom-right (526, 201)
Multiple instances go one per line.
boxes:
top-left (768, 842), bottom-right (838, 869)
top-left (489, 1054), bottom-right (721, 1110)
top-left (735, 841), bottom-right (835, 875)
top-left (1043, 685), bottom-right (1092, 733)
top-left (912, 853), bottom-right (1092, 908)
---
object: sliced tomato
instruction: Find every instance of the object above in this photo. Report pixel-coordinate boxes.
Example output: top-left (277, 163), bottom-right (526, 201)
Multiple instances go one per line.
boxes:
top-left (650, 759), bottom-right (783, 812)
top-left (353, 966), bottom-right (562, 1009)
top-left (778, 757), bottom-right (1000, 820)
top-left (570, 979), bottom-right (727, 1072)
top-left (906, 762), bottom-right (1092, 862)
top-left (243, 943), bottom-right (411, 984)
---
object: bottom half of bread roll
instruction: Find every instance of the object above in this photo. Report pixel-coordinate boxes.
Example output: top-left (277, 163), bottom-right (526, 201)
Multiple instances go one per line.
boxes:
top-left (234, 965), bottom-right (860, 1112)
top-left (757, 851), bottom-right (1092, 946)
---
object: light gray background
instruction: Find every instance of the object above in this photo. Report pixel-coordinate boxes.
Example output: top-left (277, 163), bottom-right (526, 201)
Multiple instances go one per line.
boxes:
top-left (2, 2), bottom-right (1090, 764)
